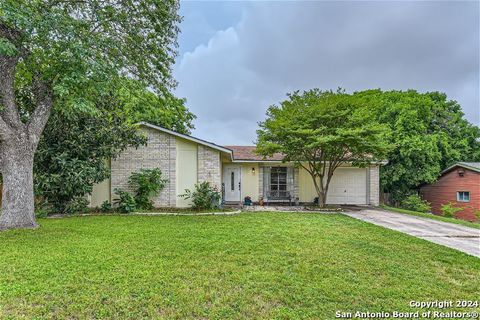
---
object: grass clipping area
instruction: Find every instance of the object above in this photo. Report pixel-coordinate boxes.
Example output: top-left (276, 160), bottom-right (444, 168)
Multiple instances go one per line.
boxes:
top-left (0, 213), bottom-right (479, 319)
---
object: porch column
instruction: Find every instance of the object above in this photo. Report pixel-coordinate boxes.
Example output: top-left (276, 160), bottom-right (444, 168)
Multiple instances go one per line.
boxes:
top-left (293, 166), bottom-right (300, 203)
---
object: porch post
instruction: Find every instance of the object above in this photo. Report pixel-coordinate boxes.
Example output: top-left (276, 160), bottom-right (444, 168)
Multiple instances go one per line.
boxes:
top-left (293, 166), bottom-right (300, 204)
top-left (258, 166), bottom-right (264, 200)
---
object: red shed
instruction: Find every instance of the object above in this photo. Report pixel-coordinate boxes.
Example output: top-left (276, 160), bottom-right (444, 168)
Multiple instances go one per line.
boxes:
top-left (420, 162), bottom-right (480, 221)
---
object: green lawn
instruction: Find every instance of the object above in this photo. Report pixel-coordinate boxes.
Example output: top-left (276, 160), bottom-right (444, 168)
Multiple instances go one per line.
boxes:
top-left (381, 205), bottom-right (480, 229)
top-left (0, 213), bottom-right (479, 319)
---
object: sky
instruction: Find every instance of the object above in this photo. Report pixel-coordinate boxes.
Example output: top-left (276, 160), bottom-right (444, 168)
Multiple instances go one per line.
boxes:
top-left (173, 1), bottom-right (480, 145)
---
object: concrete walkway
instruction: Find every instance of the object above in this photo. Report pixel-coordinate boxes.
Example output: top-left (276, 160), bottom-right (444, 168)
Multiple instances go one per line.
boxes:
top-left (344, 209), bottom-right (480, 258)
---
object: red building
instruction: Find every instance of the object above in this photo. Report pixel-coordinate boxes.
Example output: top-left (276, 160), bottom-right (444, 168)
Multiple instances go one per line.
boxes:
top-left (420, 162), bottom-right (480, 221)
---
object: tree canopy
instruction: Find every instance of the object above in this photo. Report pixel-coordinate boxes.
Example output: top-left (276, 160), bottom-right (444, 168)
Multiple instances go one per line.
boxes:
top-left (256, 89), bottom-right (391, 207)
top-left (354, 89), bottom-right (480, 202)
top-left (0, 0), bottom-right (182, 229)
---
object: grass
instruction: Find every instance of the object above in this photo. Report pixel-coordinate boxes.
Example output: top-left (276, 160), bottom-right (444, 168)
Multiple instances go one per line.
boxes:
top-left (0, 213), bottom-right (479, 319)
top-left (381, 205), bottom-right (480, 229)
top-left (79, 206), bottom-right (237, 216)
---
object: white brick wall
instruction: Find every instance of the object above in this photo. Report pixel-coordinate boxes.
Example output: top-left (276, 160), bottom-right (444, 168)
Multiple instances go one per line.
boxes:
top-left (197, 145), bottom-right (221, 190)
top-left (111, 127), bottom-right (176, 207)
top-left (369, 165), bottom-right (380, 206)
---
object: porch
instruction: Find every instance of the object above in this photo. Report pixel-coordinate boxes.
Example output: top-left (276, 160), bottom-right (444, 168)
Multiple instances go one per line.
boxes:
top-left (221, 164), bottom-right (299, 205)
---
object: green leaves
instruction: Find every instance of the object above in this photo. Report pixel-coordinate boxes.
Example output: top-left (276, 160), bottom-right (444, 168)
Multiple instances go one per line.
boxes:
top-left (357, 89), bottom-right (480, 201)
top-left (256, 88), bottom-right (391, 206)
top-left (0, 38), bottom-right (17, 56)
top-left (181, 182), bottom-right (221, 210)
top-left (1, 0), bottom-right (181, 111)
top-left (34, 104), bottom-right (147, 213)
top-left (257, 89), bottom-right (391, 165)
top-left (128, 168), bottom-right (168, 210)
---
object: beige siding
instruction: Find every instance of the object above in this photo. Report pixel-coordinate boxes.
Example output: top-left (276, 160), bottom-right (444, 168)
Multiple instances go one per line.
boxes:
top-left (298, 166), bottom-right (317, 203)
top-left (89, 175), bottom-right (111, 208)
top-left (241, 163), bottom-right (259, 201)
top-left (89, 161), bottom-right (111, 208)
top-left (176, 138), bottom-right (198, 207)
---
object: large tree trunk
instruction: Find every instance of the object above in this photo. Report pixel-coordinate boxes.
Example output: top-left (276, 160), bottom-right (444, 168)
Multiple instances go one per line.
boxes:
top-left (311, 175), bottom-right (328, 208)
top-left (318, 190), bottom-right (327, 207)
top-left (0, 23), bottom-right (53, 230)
top-left (0, 144), bottom-right (37, 230)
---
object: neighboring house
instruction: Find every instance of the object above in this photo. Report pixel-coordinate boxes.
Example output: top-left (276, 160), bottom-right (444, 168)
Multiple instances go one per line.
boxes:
top-left (420, 162), bottom-right (480, 221)
top-left (89, 122), bottom-right (383, 208)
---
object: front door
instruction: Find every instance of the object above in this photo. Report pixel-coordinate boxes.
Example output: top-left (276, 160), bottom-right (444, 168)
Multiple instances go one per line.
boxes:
top-left (224, 166), bottom-right (241, 202)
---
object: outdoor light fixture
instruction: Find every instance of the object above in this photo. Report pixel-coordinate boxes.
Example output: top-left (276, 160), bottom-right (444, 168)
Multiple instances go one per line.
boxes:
top-left (252, 167), bottom-right (256, 174)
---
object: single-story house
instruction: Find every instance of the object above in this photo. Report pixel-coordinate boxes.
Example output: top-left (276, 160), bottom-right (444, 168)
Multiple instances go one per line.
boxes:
top-left (420, 162), bottom-right (480, 221)
top-left (88, 122), bottom-right (384, 208)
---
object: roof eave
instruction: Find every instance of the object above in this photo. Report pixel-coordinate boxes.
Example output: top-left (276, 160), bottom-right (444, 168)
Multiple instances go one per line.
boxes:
top-left (441, 163), bottom-right (480, 174)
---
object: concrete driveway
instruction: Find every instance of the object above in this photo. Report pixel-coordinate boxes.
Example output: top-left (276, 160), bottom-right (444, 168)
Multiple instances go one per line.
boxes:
top-left (344, 208), bottom-right (480, 257)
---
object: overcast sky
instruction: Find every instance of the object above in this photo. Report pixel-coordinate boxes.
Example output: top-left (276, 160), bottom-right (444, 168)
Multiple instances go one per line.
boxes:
top-left (173, 1), bottom-right (480, 145)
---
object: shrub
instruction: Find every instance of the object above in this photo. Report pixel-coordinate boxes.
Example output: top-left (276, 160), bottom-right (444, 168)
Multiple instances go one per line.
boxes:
top-left (440, 202), bottom-right (463, 218)
top-left (100, 200), bottom-right (112, 213)
top-left (114, 189), bottom-right (137, 213)
top-left (64, 197), bottom-right (90, 214)
top-left (35, 208), bottom-right (49, 218)
top-left (400, 195), bottom-right (431, 213)
top-left (181, 182), bottom-right (221, 210)
top-left (474, 210), bottom-right (480, 222)
top-left (128, 168), bottom-right (167, 210)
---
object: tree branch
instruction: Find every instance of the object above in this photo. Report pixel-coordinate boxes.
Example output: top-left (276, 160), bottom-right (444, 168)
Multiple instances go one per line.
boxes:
top-left (26, 75), bottom-right (53, 144)
top-left (0, 22), bottom-right (22, 42)
top-left (0, 55), bottom-right (22, 129)
top-left (0, 116), bottom-right (11, 140)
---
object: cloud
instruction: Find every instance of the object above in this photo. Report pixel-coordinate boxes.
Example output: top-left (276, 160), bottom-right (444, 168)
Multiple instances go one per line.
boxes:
top-left (174, 1), bottom-right (479, 145)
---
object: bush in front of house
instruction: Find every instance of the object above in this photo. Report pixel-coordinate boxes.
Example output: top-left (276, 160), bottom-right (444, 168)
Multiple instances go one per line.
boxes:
top-left (100, 200), bottom-right (112, 213)
top-left (440, 202), bottom-right (463, 218)
top-left (64, 197), bottom-right (90, 214)
top-left (181, 182), bottom-right (221, 210)
top-left (128, 168), bottom-right (168, 210)
top-left (474, 210), bottom-right (480, 222)
top-left (400, 195), bottom-right (431, 213)
top-left (114, 189), bottom-right (137, 213)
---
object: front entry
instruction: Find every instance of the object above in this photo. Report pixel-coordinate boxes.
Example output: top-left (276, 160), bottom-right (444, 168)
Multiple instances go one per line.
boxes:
top-left (223, 166), bottom-right (241, 202)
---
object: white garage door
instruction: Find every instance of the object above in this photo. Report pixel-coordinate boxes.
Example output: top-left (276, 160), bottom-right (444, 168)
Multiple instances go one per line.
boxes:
top-left (326, 168), bottom-right (367, 205)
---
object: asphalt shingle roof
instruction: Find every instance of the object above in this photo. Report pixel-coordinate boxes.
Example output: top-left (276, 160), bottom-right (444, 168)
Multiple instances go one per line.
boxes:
top-left (223, 146), bottom-right (284, 161)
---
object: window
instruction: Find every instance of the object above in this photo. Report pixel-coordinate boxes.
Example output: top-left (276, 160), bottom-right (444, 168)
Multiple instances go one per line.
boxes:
top-left (457, 191), bottom-right (470, 202)
top-left (270, 167), bottom-right (287, 192)
top-left (231, 172), bottom-right (235, 191)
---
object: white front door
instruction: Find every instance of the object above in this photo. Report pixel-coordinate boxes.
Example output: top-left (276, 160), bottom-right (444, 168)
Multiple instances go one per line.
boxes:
top-left (224, 166), bottom-right (241, 202)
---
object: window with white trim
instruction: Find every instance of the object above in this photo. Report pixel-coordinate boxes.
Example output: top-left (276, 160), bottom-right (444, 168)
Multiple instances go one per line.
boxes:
top-left (457, 191), bottom-right (470, 202)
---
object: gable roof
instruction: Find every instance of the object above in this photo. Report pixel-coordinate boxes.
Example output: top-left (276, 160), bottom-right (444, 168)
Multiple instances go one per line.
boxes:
top-left (223, 146), bottom-right (284, 161)
top-left (138, 122), bottom-right (233, 155)
top-left (441, 162), bottom-right (480, 174)
top-left (137, 122), bottom-right (388, 165)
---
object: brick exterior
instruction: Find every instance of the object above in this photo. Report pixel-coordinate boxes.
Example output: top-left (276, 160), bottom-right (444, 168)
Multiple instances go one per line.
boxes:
top-left (111, 127), bottom-right (176, 207)
top-left (197, 145), bottom-right (221, 190)
top-left (420, 168), bottom-right (480, 221)
top-left (369, 165), bottom-right (380, 206)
